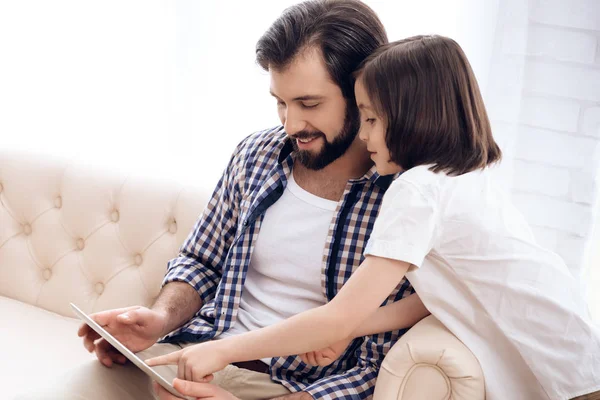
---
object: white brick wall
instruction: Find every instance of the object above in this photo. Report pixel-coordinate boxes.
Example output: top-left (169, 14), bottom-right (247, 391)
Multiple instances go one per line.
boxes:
top-left (524, 62), bottom-right (600, 102)
top-left (557, 233), bottom-right (590, 270)
top-left (485, 0), bottom-right (600, 314)
top-left (503, 25), bottom-right (597, 64)
top-left (512, 193), bottom-right (593, 236)
top-left (512, 160), bottom-right (570, 198)
top-left (572, 172), bottom-right (600, 205)
top-left (486, 58), bottom-right (525, 97)
top-left (520, 96), bottom-right (580, 132)
top-left (530, 226), bottom-right (559, 249)
top-left (583, 107), bottom-right (600, 138)
top-left (515, 126), bottom-right (598, 169)
top-left (589, 240), bottom-right (600, 322)
top-left (529, 0), bottom-right (600, 31)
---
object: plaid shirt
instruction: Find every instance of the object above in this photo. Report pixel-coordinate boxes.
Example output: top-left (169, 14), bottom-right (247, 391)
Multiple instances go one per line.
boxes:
top-left (161, 126), bottom-right (414, 399)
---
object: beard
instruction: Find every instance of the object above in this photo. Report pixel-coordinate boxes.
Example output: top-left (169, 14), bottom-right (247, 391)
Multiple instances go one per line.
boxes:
top-left (290, 102), bottom-right (360, 171)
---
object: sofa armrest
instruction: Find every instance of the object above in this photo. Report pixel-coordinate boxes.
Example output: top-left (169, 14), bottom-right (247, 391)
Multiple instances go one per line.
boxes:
top-left (374, 315), bottom-right (485, 400)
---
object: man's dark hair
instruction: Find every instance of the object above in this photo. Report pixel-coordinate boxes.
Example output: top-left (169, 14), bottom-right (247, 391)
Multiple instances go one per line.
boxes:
top-left (356, 35), bottom-right (502, 176)
top-left (256, 0), bottom-right (388, 101)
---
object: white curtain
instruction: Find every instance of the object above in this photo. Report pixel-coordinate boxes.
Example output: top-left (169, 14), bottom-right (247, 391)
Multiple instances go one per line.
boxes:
top-left (0, 0), bottom-right (500, 186)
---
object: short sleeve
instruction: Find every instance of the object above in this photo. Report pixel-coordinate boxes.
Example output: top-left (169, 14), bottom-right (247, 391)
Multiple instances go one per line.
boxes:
top-left (364, 178), bottom-right (438, 269)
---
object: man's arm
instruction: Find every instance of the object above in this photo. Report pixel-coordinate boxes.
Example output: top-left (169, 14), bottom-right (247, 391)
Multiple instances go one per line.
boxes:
top-left (157, 139), bottom-right (245, 337)
top-left (152, 281), bottom-right (203, 336)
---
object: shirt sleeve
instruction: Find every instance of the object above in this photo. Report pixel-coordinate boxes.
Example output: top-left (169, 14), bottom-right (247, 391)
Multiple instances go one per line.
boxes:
top-left (364, 177), bottom-right (438, 269)
top-left (161, 142), bottom-right (244, 305)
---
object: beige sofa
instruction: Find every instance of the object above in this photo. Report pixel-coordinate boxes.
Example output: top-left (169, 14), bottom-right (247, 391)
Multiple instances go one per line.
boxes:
top-left (0, 151), bottom-right (485, 399)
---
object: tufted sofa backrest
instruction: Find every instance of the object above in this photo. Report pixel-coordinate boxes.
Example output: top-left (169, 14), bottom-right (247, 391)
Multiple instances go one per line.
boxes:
top-left (0, 151), bottom-right (209, 316)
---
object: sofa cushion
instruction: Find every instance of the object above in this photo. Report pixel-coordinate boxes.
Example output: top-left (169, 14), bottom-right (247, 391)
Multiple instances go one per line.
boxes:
top-left (0, 152), bottom-right (208, 318)
top-left (1, 295), bottom-right (94, 399)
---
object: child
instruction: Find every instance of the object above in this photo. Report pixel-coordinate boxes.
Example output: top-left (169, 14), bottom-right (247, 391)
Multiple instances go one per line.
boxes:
top-left (147, 35), bottom-right (600, 400)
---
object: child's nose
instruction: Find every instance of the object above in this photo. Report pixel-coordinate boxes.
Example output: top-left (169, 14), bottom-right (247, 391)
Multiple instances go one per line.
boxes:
top-left (358, 127), bottom-right (368, 142)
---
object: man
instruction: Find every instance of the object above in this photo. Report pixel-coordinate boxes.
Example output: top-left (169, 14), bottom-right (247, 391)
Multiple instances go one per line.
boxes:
top-left (17, 1), bottom-right (425, 399)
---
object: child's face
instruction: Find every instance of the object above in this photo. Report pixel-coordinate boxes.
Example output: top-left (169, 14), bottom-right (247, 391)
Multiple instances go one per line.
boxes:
top-left (355, 79), bottom-right (402, 176)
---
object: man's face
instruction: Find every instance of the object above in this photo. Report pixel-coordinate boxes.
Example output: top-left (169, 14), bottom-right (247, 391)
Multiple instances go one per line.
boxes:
top-left (269, 48), bottom-right (360, 170)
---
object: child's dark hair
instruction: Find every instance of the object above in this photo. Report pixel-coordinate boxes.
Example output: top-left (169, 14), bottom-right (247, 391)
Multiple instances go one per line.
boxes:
top-left (355, 35), bottom-right (501, 175)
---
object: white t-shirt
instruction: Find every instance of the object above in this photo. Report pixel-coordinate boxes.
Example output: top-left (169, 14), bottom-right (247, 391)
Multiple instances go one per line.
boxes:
top-left (364, 165), bottom-right (600, 400)
top-left (219, 172), bottom-right (336, 364)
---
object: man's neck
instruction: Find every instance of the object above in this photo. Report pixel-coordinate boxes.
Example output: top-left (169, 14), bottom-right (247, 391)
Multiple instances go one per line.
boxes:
top-left (292, 139), bottom-right (373, 201)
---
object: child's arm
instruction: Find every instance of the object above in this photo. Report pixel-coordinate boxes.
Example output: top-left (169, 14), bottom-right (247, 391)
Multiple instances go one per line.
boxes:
top-left (352, 292), bottom-right (429, 337)
top-left (218, 255), bottom-right (411, 361)
top-left (299, 293), bottom-right (429, 367)
top-left (146, 255), bottom-right (411, 376)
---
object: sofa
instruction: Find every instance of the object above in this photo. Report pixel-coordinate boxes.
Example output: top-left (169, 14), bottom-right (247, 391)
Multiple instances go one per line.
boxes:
top-left (0, 150), bottom-right (485, 399)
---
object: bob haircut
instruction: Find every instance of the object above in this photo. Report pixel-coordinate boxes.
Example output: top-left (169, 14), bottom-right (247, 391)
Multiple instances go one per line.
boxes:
top-left (356, 35), bottom-right (502, 175)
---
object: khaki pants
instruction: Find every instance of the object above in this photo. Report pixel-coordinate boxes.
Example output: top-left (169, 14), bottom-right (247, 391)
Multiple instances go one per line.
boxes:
top-left (15, 342), bottom-right (290, 400)
top-left (572, 390), bottom-right (600, 400)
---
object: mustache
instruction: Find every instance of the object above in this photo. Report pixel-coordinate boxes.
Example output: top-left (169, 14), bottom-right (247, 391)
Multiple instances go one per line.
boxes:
top-left (291, 131), bottom-right (325, 141)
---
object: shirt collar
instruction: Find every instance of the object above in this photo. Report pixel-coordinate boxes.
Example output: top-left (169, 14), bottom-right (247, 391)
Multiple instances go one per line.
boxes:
top-left (277, 136), bottom-right (294, 165)
top-left (351, 165), bottom-right (397, 190)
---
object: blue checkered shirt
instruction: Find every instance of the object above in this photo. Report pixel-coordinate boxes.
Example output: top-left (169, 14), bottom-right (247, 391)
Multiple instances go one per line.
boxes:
top-left (161, 126), bottom-right (414, 399)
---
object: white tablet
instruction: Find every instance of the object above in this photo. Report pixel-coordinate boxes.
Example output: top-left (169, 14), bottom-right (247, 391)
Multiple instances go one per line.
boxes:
top-left (70, 303), bottom-right (194, 400)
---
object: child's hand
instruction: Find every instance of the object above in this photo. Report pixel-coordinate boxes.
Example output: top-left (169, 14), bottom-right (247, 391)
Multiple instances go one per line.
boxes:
top-left (299, 337), bottom-right (353, 367)
top-left (146, 341), bottom-right (225, 382)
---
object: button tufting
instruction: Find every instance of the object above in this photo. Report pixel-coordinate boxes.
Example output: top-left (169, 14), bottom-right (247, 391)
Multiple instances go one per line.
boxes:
top-left (111, 210), bottom-right (120, 223)
top-left (134, 254), bottom-right (143, 266)
top-left (76, 238), bottom-right (85, 250)
top-left (42, 268), bottom-right (52, 281)
top-left (169, 220), bottom-right (177, 234)
top-left (54, 196), bottom-right (62, 209)
top-left (23, 224), bottom-right (32, 236)
top-left (95, 282), bottom-right (104, 295)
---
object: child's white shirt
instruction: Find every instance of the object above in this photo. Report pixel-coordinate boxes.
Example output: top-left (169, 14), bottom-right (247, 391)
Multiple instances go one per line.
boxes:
top-left (365, 165), bottom-right (600, 400)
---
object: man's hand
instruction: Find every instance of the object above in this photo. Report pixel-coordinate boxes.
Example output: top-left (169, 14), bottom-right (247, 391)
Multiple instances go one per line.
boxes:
top-left (299, 337), bottom-right (353, 367)
top-left (78, 305), bottom-right (167, 367)
top-left (152, 379), bottom-right (239, 400)
top-left (146, 341), bottom-right (228, 382)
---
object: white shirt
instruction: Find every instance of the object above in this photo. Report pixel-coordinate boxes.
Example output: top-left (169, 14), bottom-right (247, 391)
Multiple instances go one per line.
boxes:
top-left (219, 172), bottom-right (336, 364)
top-left (365, 165), bottom-right (600, 400)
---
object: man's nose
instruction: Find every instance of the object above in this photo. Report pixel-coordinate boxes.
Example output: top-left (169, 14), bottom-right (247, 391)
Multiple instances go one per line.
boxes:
top-left (283, 109), bottom-right (306, 136)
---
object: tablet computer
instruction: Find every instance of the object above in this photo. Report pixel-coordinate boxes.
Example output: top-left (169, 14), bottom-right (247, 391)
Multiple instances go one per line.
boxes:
top-left (70, 302), bottom-right (194, 400)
